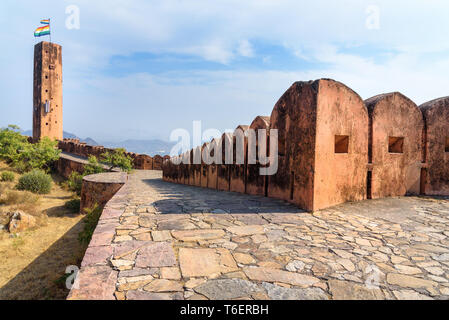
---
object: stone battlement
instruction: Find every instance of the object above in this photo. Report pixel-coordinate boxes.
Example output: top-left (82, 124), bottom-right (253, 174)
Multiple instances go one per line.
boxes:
top-left (57, 139), bottom-right (169, 170)
top-left (163, 79), bottom-right (449, 212)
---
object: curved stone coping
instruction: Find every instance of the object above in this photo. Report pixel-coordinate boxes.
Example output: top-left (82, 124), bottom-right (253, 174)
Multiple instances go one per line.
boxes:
top-left (69, 174), bottom-right (132, 300)
top-left (83, 172), bottom-right (128, 184)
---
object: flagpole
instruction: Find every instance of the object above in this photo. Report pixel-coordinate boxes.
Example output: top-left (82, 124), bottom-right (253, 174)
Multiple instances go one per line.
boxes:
top-left (49, 18), bottom-right (51, 43)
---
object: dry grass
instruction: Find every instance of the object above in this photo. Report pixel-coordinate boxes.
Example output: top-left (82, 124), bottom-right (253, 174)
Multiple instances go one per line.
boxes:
top-left (0, 161), bottom-right (87, 300)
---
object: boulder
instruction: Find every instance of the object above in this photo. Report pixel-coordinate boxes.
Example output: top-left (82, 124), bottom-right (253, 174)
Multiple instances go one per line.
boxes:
top-left (7, 211), bottom-right (37, 233)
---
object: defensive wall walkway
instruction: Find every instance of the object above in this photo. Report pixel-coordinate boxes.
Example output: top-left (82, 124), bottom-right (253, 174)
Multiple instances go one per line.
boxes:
top-left (68, 170), bottom-right (449, 300)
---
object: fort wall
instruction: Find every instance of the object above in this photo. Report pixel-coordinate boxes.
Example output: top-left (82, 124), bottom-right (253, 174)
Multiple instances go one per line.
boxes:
top-left (162, 78), bottom-right (449, 212)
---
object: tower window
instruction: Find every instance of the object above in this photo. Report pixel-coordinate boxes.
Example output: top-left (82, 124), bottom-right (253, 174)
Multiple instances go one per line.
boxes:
top-left (445, 137), bottom-right (449, 152)
top-left (335, 135), bottom-right (349, 153)
top-left (45, 75), bottom-right (48, 79)
top-left (46, 123), bottom-right (49, 126)
top-left (389, 137), bottom-right (404, 153)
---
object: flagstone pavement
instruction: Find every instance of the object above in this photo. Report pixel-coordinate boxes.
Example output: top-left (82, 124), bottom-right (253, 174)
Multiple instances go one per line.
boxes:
top-left (69, 170), bottom-right (449, 300)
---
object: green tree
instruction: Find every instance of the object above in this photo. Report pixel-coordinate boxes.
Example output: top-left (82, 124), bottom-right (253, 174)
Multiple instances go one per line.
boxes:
top-left (84, 155), bottom-right (105, 175)
top-left (0, 125), bottom-right (28, 166)
top-left (19, 137), bottom-right (61, 173)
top-left (101, 148), bottom-right (133, 173)
top-left (0, 126), bottom-right (60, 173)
top-left (66, 156), bottom-right (104, 196)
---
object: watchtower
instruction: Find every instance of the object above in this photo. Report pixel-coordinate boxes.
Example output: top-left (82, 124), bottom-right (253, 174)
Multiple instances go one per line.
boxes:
top-left (33, 41), bottom-right (63, 141)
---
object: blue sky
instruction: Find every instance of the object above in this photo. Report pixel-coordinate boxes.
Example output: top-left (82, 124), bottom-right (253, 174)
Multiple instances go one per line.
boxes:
top-left (1, 0), bottom-right (449, 142)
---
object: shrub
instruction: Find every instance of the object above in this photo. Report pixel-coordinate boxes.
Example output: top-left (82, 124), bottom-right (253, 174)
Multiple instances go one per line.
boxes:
top-left (1, 171), bottom-right (15, 182)
top-left (16, 170), bottom-right (52, 194)
top-left (101, 148), bottom-right (133, 173)
top-left (65, 199), bottom-right (81, 213)
top-left (19, 137), bottom-right (60, 173)
top-left (0, 126), bottom-right (60, 173)
top-left (84, 156), bottom-right (104, 175)
top-left (67, 172), bottom-right (83, 196)
top-left (2, 190), bottom-right (40, 205)
top-left (0, 125), bottom-right (28, 166)
top-left (78, 204), bottom-right (102, 245)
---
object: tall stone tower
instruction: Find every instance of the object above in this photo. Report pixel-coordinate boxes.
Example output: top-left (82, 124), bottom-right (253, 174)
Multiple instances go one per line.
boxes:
top-left (33, 41), bottom-right (63, 141)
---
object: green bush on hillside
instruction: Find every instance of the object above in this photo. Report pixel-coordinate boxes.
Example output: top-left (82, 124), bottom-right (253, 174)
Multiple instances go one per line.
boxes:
top-left (16, 170), bottom-right (52, 194)
top-left (0, 125), bottom-right (60, 173)
top-left (101, 148), bottom-right (133, 173)
top-left (66, 156), bottom-right (105, 196)
top-left (1, 171), bottom-right (15, 182)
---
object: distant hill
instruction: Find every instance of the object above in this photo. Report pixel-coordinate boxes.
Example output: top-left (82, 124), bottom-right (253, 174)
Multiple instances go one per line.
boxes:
top-left (21, 130), bottom-right (99, 146)
top-left (99, 139), bottom-right (175, 156)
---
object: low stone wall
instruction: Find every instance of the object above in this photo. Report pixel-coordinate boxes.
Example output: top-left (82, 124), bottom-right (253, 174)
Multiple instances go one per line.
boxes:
top-left (67, 175), bottom-right (133, 300)
top-left (56, 155), bottom-right (85, 178)
top-left (80, 172), bottom-right (128, 213)
top-left (58, 139), bottom-right (168, 170)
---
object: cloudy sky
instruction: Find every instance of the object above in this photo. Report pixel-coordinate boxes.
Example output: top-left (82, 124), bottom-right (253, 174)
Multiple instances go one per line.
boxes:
top-left (1, 0), bottom-right (449, 142)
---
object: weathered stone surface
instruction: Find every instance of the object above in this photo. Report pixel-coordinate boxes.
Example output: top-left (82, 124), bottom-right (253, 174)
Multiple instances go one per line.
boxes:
top-left (394, 265), bottom-right (422, 275)
top-left (144, 279), bottom-right (183, 292)
top-left (179, 248), bottom-right (238, 277)
top-left (393, 290), bottom-right (433, 300)
top-left (127, 290), bottom-right (184, 300)
top-left (172, 229), bottom-right (225, 242)
top-left (243, 267), bottom-right (320, 287)
top-left (81, 246), bottom-right (113, 267)
top-left (119, 268), bottom-right (158, 278)
top-left (151, 230), bottom-right (172, 241)
top-left (226, 225), bottom-right (265, 236)
top-left (158, 219), bottom-right (196, 230)
top-left (135, 242), bottom-right (176, 268)
top-left (285, 260), bottom-right (306, 272)
top-left (161, 267), bottom-right (181, 280)
top-left (386, 274), bottom-right (437, 290)
top-left (328, 280), bottom-right (384, 300)
top-left (233, 252), bottom-right (256, 265)
top-left (7, 211), bottom-right (36, 233)
top-left (67, 266), bottom-right (117, 300)
top-left (262, 282), bottom-right (328, 300)
top-left (195, 279), bottom-right (262, 300)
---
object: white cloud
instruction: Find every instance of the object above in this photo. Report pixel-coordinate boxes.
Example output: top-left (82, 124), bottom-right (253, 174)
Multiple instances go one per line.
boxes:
top-left (237, 40), bottom-right (254, 58)
top-left (2, 0), bottom-right (449, 140)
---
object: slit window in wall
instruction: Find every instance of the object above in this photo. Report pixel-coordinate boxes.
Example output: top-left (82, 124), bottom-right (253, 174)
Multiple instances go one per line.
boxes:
top-left (335, 135), bottom-right (349, 153)
top-left (445, 137), bottom-right (449, 152)
top-left (389, 137), bottom-right (404, 153)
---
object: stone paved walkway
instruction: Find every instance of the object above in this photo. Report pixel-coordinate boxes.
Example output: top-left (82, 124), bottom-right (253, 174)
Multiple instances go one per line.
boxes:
top-left (72, 170), bottom-right (449, 300)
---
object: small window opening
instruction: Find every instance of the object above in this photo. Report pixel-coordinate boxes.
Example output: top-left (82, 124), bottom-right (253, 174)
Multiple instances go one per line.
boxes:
top-left (445, 137), bottom-right (449, 153)
top-left (389, 137), bottom-right (404, 153)
top-left (335, 135), bottom-right (349, 153)
top-left (45, 75), bottom-right (48, 79)
top-left (45, 123), bottom-right (48, 126)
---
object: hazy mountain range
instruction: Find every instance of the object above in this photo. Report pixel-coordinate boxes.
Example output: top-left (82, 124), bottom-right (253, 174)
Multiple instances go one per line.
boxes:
top-left (21, 130), bottom-right (174, 156)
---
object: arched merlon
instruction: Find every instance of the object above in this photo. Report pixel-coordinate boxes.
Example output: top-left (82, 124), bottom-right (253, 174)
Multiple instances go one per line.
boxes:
top-left (365, 92), bottom-right (424, 198)
top-left (80, 172), bottom-right (128, 213)
top-left (268, 79), bottom-right (368, 211)
top-left (419, 97), bottom-right (449, 195)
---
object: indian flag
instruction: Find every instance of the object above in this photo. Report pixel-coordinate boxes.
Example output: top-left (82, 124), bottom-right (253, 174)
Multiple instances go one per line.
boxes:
top-left (34, 25), bottom-right (50, 37)
top-left (40, 19), bottom-right (50, 25)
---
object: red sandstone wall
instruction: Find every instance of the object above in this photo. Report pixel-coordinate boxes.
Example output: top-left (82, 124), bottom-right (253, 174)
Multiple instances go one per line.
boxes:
top-left (80, 172), bottom-right (127, 213)
top-left (366, 93), bottom-right (424, 198)
top-left (162, 78), bottom-right (449, 212)
top-left (58, 139), bottom-right (164, 170)
top-left (268, 81), bottom-right (318, 210)
top-left (246, 117), bottom-right (270, 197)
top-left (230, 125), bottom-right (249, 194)
top-left (420, 97), bottom-right (449, 195)
top-left (313, 80), bottom-right (368, 211)
top-left (56, 156), bottom-right (85, 178)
